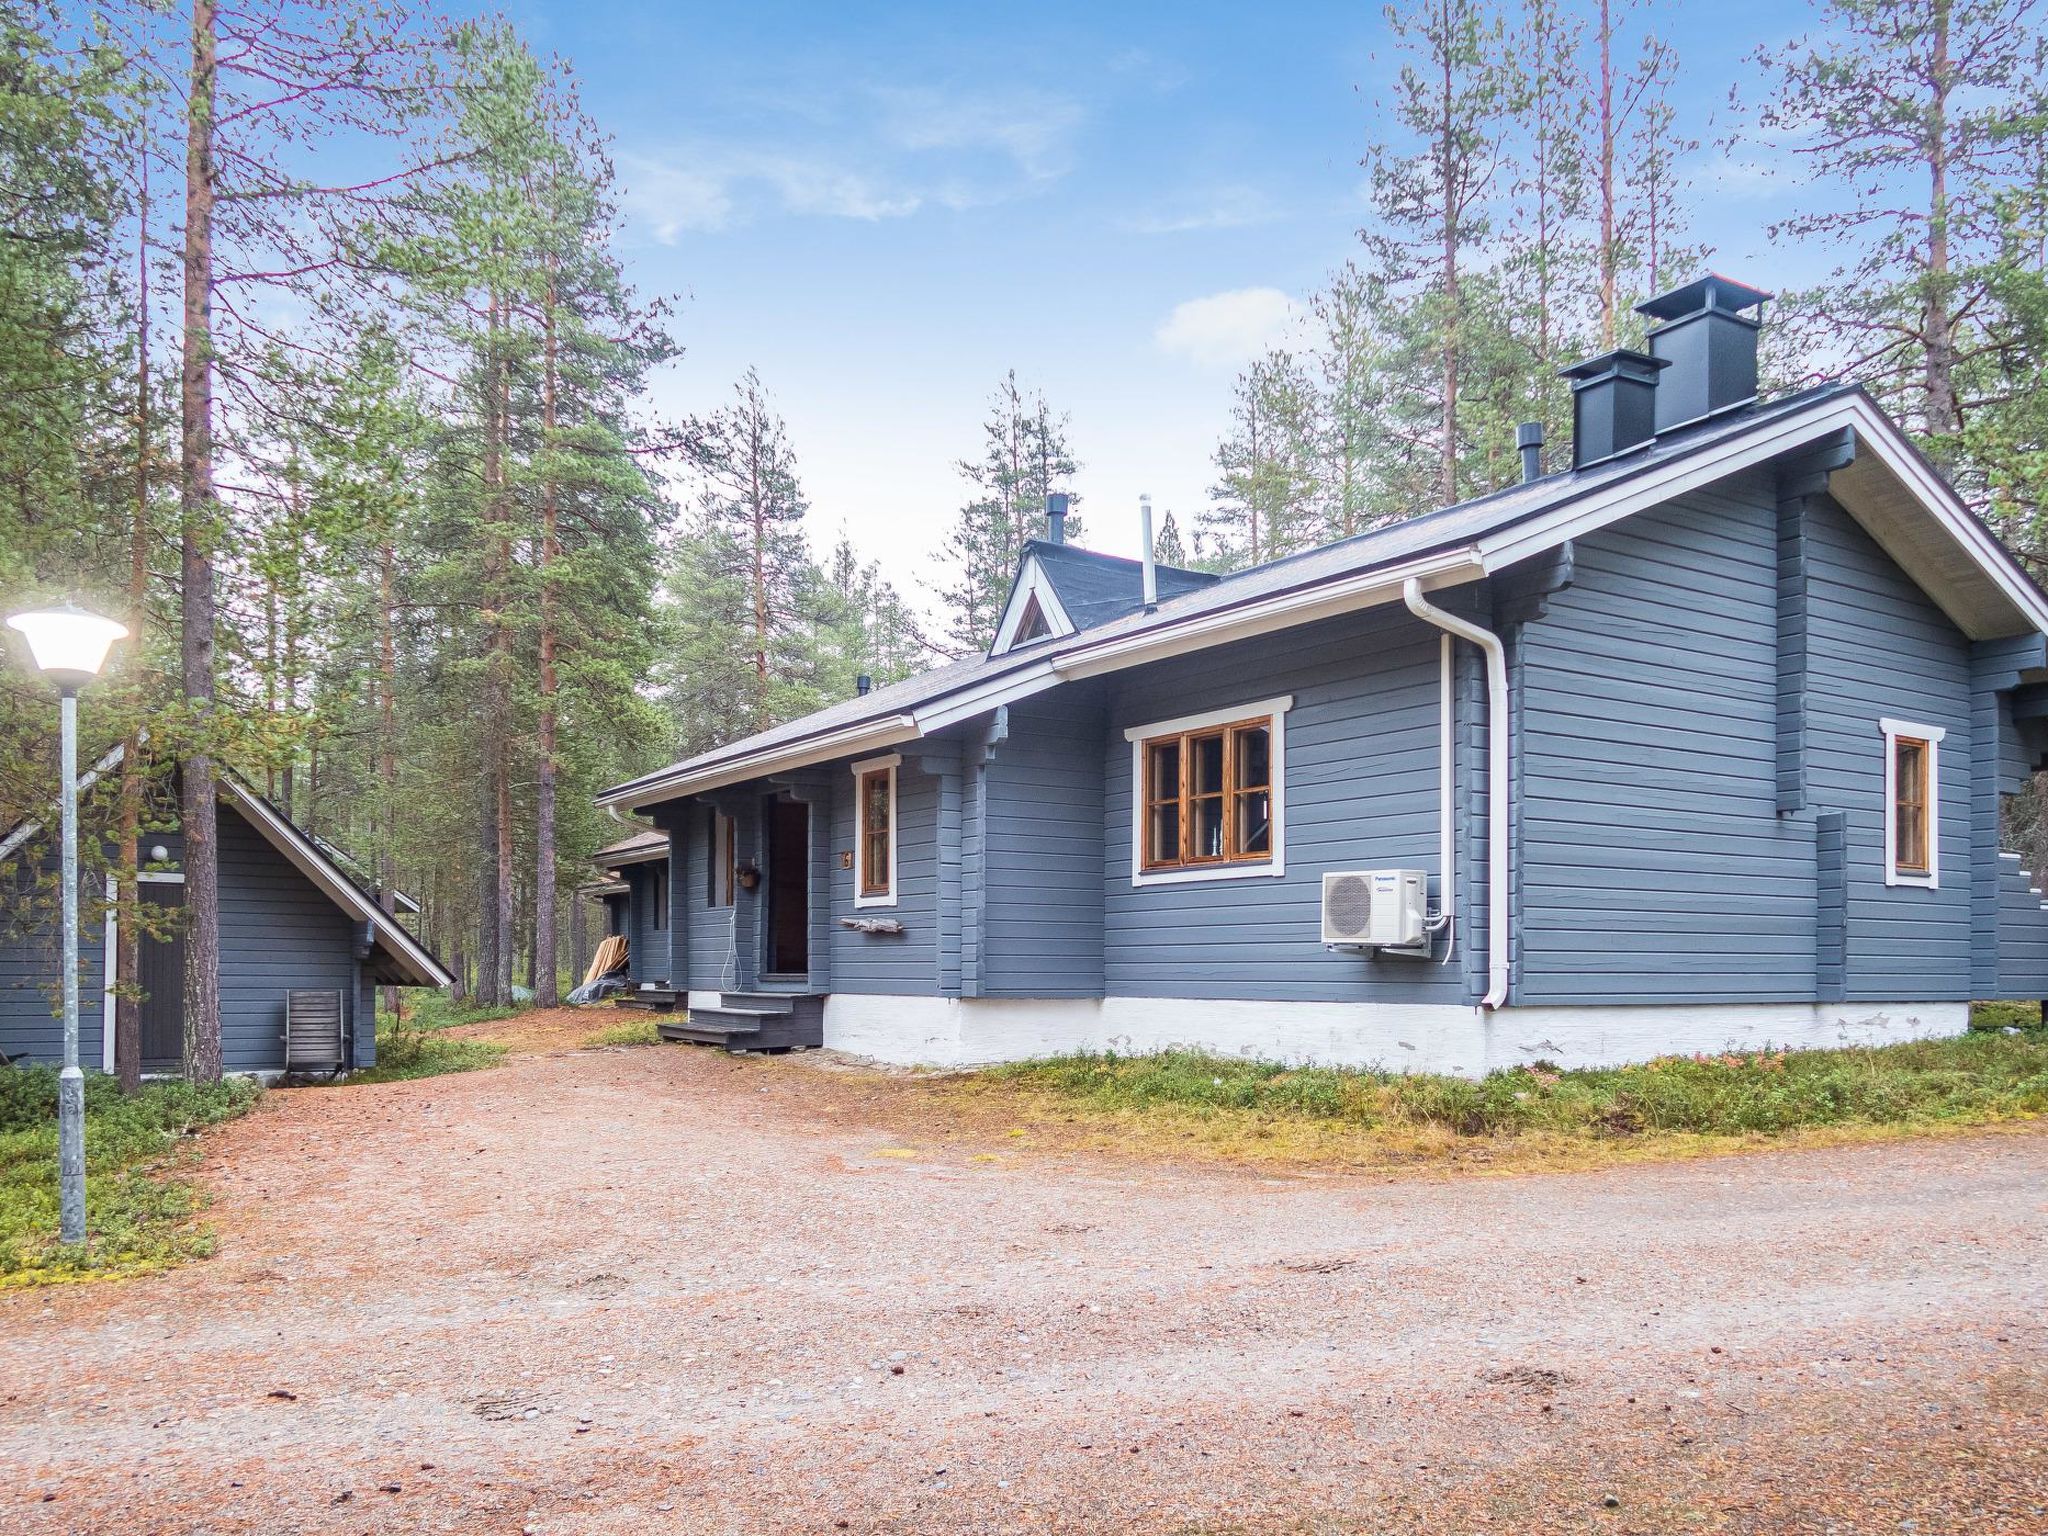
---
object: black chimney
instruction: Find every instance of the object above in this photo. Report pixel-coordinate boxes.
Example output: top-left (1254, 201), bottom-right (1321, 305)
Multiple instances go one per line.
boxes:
top-left (1635, 275), bottom-right (1771, 433)
top-left (1045, 491), bottom-right (1069, 546)
top-left (855, 673), bottom-right (872, 697)
top-left (1560, 349), bottom-right (1668, 469)
top-left (1515, 421), bottom-right (1545, 483)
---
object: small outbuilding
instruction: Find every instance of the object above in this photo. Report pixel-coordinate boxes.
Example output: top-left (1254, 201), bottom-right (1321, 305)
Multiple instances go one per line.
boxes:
top-left (0, 752), bottom-right (451, 1076)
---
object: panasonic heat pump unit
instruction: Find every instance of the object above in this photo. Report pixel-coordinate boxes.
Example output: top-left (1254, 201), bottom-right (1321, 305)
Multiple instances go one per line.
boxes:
top-left (1321, 869), bottom-right (1427, 949)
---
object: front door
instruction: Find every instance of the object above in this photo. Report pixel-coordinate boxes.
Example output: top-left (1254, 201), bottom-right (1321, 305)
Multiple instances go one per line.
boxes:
top-left (138, 881), bottom-right (186, 1073)
top-left (765, 799), bottom-right (809, 978)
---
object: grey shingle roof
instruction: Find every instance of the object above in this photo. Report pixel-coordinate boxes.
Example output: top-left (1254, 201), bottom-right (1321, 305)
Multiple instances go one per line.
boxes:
top-left (603, 383), bottom-right (1858, 803)
top-left (1026, 540), bottom-right (1218, 633)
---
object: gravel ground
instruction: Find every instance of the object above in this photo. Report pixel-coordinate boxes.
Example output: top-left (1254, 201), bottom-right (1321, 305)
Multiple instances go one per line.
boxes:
top-left (1, 1029), bottom-right (2044, 1535)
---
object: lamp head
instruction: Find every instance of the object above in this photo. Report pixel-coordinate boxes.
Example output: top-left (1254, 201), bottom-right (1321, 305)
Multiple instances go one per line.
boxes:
top-left (6, 602), bottom-right (127, 692)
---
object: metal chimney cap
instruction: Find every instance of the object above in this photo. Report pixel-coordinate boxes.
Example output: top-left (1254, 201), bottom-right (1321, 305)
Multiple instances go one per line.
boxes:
top-left (1515, 421), bottom-right (1545, 448)
top-left (1636, 274), bottom-right (1773, 325)
top-left (1559, 348), bottom-right (1669, 387)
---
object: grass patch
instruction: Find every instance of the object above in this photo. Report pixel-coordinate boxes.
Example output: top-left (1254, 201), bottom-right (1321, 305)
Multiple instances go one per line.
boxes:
top-left (958, 1030), bottom-right (2048, 1172)
top-left (583, 1018), bottom-right (661, 1048)
top-left (377, 990), bottom-right (524, 1034)
top-left (1970, 999), bottom-right (2041, 1031)
top-left (350, 1018), bottom-right (507, 1084)
top-left (0, 1067), bottom-right (261, 1285)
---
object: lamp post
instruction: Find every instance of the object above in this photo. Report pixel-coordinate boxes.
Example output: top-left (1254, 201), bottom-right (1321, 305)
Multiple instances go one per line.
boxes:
top-left (6, 602), bottom-right (128, 1247)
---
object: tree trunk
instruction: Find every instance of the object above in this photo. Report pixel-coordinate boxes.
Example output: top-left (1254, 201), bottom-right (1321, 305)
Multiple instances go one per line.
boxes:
top-left (376, 538), bottom-right (400, 1016)
top-left (115, 149), bottom-right (150, 1095)
top-left (179, 0), bottom-right (223, 1084)
top-left (1597, 0), bottom-right (1617, 348)
top-left (1921, 1), bottom-right (1960, 439)
top-left (1438, 0), bottom-right (1460, 507)
top-left (532, 278), bottom-right (561, 1008)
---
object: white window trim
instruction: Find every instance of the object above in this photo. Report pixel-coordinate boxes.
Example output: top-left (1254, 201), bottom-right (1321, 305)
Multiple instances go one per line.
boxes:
top-left (850, 752), bottom-right (900, 908)
top-left (989, 557), bottom-right (1076, 656)
top-left (1879, 717), bottom-right (1944, 889)
top-left (1124, 695), bottom-right (1292, 888)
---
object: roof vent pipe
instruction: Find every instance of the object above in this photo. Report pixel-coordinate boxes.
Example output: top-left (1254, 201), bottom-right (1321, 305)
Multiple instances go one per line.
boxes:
top-left (1138, 494), bottom-right (1158, 609)
top-left (1560, 349), bottom-right (1668, 470)
top-left (1635, 274), bottom-right (1772, 434)
top-left (1045, 491), bottom-right (1069, 546)
top-left (855, 674), bottom-right (872, 697)
top-left (1515, 421), bottom-right (1544, 483)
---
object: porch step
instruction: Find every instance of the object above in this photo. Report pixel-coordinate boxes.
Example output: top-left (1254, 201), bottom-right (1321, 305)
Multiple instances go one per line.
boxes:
top-left (614, 986), bottom-right (682, 1013)
top-left (660, 1001), bottom-right (823, 1053)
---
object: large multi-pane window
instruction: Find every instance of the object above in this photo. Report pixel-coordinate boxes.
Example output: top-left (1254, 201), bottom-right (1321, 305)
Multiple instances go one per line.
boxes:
top-left (1126, 698), bottom-right (1289, 884)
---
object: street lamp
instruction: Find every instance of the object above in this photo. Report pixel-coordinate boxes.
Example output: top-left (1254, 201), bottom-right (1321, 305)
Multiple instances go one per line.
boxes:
top-left (6, 602), bottom-right (127, 1247)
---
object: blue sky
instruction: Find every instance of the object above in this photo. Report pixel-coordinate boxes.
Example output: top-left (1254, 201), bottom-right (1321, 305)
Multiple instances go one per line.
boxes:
top-left (506, 0), bottom-right (1829, 597)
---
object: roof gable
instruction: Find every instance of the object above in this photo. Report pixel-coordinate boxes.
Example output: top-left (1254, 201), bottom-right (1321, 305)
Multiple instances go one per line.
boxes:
top-left (989, 540), bottom-right (1218, 657)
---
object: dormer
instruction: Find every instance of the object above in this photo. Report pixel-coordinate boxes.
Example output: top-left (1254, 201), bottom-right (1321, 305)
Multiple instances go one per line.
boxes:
top-left (989, 497), bottom-right (1219, 658)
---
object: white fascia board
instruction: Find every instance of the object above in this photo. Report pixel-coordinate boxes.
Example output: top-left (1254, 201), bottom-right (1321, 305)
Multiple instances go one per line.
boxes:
top-left (219, 777), bottom-right (454, 989)
top-left (1475, 393), bottom-right (2048, 638)
top-left (1048, 549), bottom-right (1487, 682)
top-left (989, 556), bottom-right (1076, 656)
top-left (911, 660), bottom-right (1061, 736)
top-left (596, 715), bottom-right (923, 811)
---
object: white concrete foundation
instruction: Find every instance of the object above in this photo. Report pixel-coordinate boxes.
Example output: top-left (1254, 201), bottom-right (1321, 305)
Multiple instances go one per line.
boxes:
top-left (821, 993), bottom-right (1971, 1076)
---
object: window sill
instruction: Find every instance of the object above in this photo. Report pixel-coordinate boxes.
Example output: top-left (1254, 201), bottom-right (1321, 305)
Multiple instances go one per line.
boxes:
top-left (852, 892), bottom-right (899, 910)
top-left (1130, 860), bottom-right (1284, 889)
top-left (1884, 870), bottom-right (1939, 889)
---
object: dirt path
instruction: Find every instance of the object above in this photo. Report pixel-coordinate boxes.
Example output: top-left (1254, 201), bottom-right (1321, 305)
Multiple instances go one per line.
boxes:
top-left (1, 1037), bottom-right (2043, 1534)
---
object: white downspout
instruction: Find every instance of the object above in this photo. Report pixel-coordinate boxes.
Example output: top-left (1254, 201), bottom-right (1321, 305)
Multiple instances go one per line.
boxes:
top-left (1403, 579), bottom-right (1509, 1010)
top-left (1435, 633), bottom-right (1454, 955)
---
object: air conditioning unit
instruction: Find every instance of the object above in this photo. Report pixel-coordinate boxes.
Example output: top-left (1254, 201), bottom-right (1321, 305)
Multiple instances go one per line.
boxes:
top-left (1322, 869), bottom-right (1427, 950)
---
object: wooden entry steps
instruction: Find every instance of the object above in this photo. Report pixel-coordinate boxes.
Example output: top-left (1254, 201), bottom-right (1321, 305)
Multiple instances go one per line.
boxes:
top-left (658, 992), bottom-right (824, 1053)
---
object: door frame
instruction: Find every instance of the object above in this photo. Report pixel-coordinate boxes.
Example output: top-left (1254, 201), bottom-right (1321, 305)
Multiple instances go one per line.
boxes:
top-left (101, 870), bottom-right (187, 1074)
top-left (761, 795), bottom-right (811, 982)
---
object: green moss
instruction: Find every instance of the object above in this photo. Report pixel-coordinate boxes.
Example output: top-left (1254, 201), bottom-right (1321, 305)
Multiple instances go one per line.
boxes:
top-left (0, 1068), bottom-right (260, 1285)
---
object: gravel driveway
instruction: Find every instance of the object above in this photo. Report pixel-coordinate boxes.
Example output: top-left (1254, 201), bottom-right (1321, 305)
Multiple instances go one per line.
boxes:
top-left (1, 1039), bottom-right (2043, 1534)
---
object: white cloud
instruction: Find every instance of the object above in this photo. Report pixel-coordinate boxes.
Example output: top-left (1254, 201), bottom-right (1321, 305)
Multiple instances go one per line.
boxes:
top-left (1124, 184), bottom-right (1282, 235)
top-left (619, 83), bottom-right (1085, 242)
top-left (1154, 287), bottom-right (1302, 369)
top-left (621, 150), bottom-right (920, 241)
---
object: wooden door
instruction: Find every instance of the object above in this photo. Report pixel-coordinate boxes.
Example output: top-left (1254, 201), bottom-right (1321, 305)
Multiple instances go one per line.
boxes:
top-left (766, 799), bottom-right (809, 978)
top-left (138, 881), bottom-right (185, 1073)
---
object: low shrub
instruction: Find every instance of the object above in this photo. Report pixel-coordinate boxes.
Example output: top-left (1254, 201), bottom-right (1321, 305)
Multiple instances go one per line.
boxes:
top-left (988, 1027), bottom-right (2048, 1145)
top-left (584, 1019), bottom-right (661, 1048)
top-left (351, 1020), bottom-right (505, 1084)
top-left (0, 1067), bottom-right (261, 1283)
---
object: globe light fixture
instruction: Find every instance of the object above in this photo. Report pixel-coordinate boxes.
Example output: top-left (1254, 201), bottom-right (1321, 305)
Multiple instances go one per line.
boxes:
top-left (5, 599), bottom-right (127, 1248)
top-left (6, 602), bottom-right (128, 693)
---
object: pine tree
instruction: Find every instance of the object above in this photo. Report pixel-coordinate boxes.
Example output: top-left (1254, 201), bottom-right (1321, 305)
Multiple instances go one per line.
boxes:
top-left (1363, 0), bottom-right (1519, 508)
top-left (938, 373), bottom-right (1079, 652)
top-left (1152, 511), bottom-right (1188, 568)
top-left (1204, 351), bottom-right (1320, 568)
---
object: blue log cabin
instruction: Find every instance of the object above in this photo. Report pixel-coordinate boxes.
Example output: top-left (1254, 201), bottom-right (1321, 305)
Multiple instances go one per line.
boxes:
top-left (0, 749), bottom-right (452, 1076)
top-left (594, 277), bottom-right (2048, 1073)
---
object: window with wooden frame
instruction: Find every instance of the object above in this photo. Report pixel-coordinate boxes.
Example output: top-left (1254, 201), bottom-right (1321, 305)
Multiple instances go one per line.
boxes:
top-left (1013, 592), bottom-right (1052, 645)
top-left (706, 810), bottom-right (737, 907)
top-left (1880, 717), bottom-right (1943, 888)
top-left (649, 861), bottom-right (670, 930)
top-left (1125, 697), bottom-right (1291, 886)
top-left (851, 754), bottom-right (899, 907)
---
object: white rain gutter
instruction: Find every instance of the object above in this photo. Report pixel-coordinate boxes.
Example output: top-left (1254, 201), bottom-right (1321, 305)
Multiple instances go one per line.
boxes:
top-left (1402, 579), bottom-right (1509, 1009)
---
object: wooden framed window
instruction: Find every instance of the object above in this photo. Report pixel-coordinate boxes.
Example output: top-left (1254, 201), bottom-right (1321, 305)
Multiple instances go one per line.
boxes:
top-left (707, 810), bottom-right (737, 907)
top-left (1880, 717), bottom-right (1943, 888)
top-left (1126, 696), bottom-right (1291, 886)
top-left (851, 754), bottom-right (899, 907)
top-left (1013, 593), bottom-right (1052, 645)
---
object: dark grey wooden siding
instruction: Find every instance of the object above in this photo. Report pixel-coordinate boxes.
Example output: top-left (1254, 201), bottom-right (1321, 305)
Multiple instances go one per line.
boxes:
top-left (623, 857), bottom-right (672, 984)
top-left (1515, 472), bottom-right (1823, 1001)
top-left (0, 855), bottom-right (109, 1065)
top-left (3, 806), bottom-right (370, 1072)
top-left (1099, 604), bottom-right (1469, 1002)
top-left (828, 759), bottom-right (940, 993)
top-left (216, 810), bottom-right (359, 1072)
top-left (1803, 491), bottom-right (1974, 1000)
top-left (981, 692), bottom-right (1105, 997)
